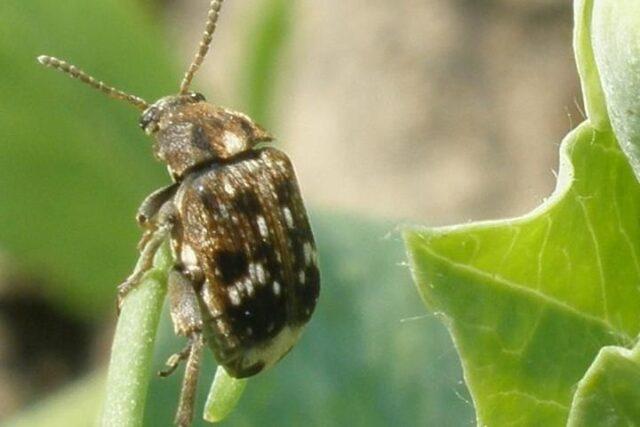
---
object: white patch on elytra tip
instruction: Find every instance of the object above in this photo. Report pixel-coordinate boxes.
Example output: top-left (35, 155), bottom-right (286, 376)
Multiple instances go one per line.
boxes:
top-left (299, 271), bottom-right (306, 284)
top-left (257, 216), bottom-right (269, 238)
top-left (223, 131), bottom-right (245, 155)
top-left (240, 326), bottom-right (303, 373)
top-left (283, 207), bottom-right (294, 229)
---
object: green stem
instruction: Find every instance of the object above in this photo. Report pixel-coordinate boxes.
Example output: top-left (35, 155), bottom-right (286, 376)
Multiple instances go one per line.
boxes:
top-left (203, 367), bottom-right (248, 423)
top-left (100, 242), bottom-right (172, 427)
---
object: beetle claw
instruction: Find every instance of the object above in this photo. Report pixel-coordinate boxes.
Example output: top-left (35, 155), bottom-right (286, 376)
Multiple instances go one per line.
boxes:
top-left (159, 339), bottom-right (193, 377)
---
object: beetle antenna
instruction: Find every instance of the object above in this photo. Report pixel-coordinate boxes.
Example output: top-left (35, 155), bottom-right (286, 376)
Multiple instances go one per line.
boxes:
top-left (179, 0), bottom-right (224, 95)
top-left (37, 55), bottom-right (149, 110)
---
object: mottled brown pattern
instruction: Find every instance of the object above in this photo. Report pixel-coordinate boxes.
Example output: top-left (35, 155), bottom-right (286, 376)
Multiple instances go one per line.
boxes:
top-left (148, 97), bottom-right (273, 178)
top-left (174, 147), bottom-right (319, 376)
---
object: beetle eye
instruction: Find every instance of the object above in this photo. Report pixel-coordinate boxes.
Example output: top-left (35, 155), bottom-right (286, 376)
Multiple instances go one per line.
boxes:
top-left (139, 107), bottom-right (159, 134)
top-left (191, 92), bottom-right (206, 102)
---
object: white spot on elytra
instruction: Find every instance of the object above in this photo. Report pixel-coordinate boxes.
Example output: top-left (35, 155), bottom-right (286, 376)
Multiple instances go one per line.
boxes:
top-left (223, 177), bottom-right (235, 195)
top-left (245, 278), bottom-right (255, 296)
top-left (219, 204), bottom-right (229, 219)
top-left (246, 160), bottom-right (259, 172)
top-left (216, 318), bottom-right (230, 335)
top-left (236, 279), bottom-right (245, 294)
top-left (283, 207), bottom-right (294, 229)
top-left (273, 281), bottom-right (281, 296)
top-left (303, 242), bottom-right (312, 266)
top-left (299, 271), bottom-right (306, 284)
top-left (228, 288), bottom-right (241, 306)
top-left (223, 131), bottom-right (245, 155)
top-left (256, 263), bottom-right (266, 284)
top-left (257, 216), bottom-right (269, 238)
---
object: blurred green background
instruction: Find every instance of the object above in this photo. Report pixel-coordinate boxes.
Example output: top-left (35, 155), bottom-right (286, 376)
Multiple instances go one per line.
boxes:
top-left (0, 0), bottom-right (579, 425)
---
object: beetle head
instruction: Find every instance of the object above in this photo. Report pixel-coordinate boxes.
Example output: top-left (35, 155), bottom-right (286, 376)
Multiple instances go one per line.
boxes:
top-left (140, 93), bottom-right (273, 180)
top-left (37, 0), bottom-right (271, 182)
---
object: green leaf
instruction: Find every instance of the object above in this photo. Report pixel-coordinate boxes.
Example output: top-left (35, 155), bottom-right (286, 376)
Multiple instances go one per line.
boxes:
top-left (573, 0), bottom-right (609, 130)
top-left (591, 1), bottom-right (640, 180)
top-left (405, 120), bottom-right (640, 425)
top-left (568, 341), bottom-right (640, 426)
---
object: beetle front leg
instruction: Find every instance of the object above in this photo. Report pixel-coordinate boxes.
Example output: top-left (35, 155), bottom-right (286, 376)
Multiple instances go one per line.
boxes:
top-left (136, 183), bottom-right (179, 226)
top-left (136, 184), bottom-right (179, 250)
top-left (117, 202), bottom-right (177, 310)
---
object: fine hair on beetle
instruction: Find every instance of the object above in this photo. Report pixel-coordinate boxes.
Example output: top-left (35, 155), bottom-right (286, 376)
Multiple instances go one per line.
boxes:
top-left (38, 1), bottom-right (320, 426)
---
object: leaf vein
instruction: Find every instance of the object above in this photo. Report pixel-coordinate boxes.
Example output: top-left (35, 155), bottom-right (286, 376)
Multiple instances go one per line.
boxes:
top-left (489, 390), bottom-right (569, 411)
top-left (576, 195), bottom-right (608, 321)
top-left (420, 245), bottom-right (631, 342)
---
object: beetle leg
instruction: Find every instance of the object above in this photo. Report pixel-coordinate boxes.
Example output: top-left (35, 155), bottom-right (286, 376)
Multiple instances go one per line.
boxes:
top-left (175, 332), bottom-right (204, 427)
top-left (167, 267), bottom-right (204, 336)
top-left (158, 341), bottom-right (192, 377)
top-left (136, 183), bottom-right (179, 227)
top-left (117, 202), bottom-right (177, 310)
top-left (161, 268), bottom-right (206, 427)
top-left (136, 184), bottom-right (179, 250)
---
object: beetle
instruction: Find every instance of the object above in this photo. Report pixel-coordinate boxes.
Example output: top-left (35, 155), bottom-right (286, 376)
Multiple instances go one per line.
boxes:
top-left (37, 0), bottom-right (320, 425)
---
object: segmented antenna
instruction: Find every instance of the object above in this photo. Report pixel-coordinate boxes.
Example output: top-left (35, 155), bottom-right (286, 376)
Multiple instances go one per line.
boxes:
top-left (37, 55), bottom-right (149, 110)
top-left (179, 0), bottom-right (225, 94)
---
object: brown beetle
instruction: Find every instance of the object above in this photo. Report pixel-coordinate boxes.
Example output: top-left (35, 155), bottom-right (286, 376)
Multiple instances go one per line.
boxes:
top-left (38, 1), bottom-right (320, 425)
